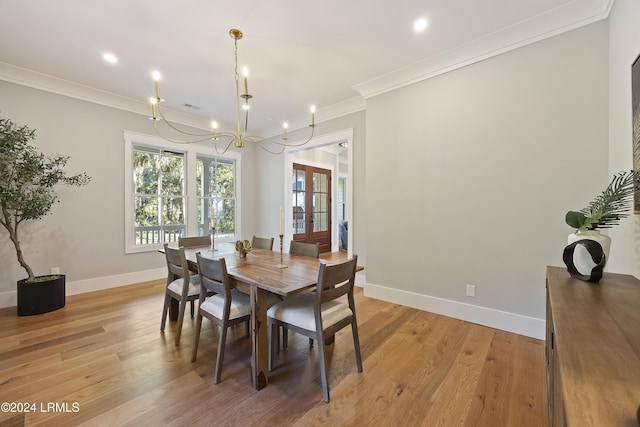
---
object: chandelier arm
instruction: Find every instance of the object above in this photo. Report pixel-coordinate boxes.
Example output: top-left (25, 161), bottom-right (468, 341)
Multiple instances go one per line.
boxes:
top-left (156, 105), bottom-right (217, 138)
top-left (153, 121), bottom-right (216, 144)
top-left (212, 137), bottom-right (236, 156)
top-left (253, 139), bottom-right (286, 155)
top-left (248, 126), bottom-right (315, 148)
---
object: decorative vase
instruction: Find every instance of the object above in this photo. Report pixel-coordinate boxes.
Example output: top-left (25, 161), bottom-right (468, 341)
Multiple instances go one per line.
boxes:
top-left (17, 274), bottom-right (66, 316)
top-left (568, 230), bottom-right (611, 263)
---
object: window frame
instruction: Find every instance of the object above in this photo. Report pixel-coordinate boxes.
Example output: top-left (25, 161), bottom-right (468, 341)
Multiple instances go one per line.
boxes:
top-left (124, 130), bottom-right (242, 254)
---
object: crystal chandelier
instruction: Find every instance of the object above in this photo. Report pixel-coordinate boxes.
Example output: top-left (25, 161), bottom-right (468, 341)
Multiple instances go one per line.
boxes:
top-left (149, 29), bottom-right (315, 154)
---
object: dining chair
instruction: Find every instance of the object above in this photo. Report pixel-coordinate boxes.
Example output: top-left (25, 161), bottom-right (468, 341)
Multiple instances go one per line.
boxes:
top-left (267, 256), bottom-right (362, 403)
top-left (178, 235), bottom-right (211, 247)
top-left (161, 243), bottom-right (202, 346)
top-left (191, 254), bottom-right (251, 384)
top-left (289, 240), bottom-right (320, 258)
top-left (252, 235), bottom-right (274, 250)
top-left (192, 253), bottom-right (281, 383)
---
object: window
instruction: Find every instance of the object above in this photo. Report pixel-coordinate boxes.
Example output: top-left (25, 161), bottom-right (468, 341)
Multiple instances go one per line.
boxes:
top-left (124, 131), bottom-right (241, 253)
top-left (196, 155), bottom-right (236, 238)
top-left (133, 145), bottom-right (185, 245)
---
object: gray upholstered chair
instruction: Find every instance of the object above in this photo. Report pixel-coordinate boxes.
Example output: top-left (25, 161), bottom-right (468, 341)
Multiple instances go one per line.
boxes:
top-left (178, 235), bottom-right (211, 247)
top-left (191, 254), bottom-right (251, 384)
top-left (161, 244), bottom-right (202, 345)
top-left (267, 256), bottom-right (362, 403)
top-left (289, 240), bottom-right (320, 258)
top-left (252, 235), bottom-right (274, 250)
top-left (191, 253), bottom-right (280, 383)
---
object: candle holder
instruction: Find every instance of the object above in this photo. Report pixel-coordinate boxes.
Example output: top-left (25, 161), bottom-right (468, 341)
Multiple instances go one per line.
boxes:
top-left (210, 227), bottom-right (216, 252)
top-left (275, 234), bottom-right (287, 269)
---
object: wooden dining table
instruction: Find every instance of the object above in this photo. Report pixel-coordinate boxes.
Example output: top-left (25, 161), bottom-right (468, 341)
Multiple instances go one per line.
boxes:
top-left (161, 242), bottom-right (323, 390)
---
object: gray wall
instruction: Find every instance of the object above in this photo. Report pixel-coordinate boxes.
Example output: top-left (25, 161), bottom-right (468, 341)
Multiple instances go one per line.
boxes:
top-left (365, 21), bottom-right (609, 329)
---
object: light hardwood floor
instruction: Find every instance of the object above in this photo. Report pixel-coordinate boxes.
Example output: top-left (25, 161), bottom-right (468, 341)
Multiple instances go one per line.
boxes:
top-left (0, 258), bottom-right (547, 426)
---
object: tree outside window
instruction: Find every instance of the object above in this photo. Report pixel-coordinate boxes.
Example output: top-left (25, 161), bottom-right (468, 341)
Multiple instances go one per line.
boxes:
top-left (196, 155), bottom-right (236, 238)
top-left (133, 145), bottom-right (185, 245)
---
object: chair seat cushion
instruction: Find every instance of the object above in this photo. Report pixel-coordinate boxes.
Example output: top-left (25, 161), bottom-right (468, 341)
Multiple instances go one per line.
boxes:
top-left (201, 289), bottom-right (251, 320)
top-left (167, 274), bottom-right (201, 297)
top-left (267, 292), bottom-right (353, 331)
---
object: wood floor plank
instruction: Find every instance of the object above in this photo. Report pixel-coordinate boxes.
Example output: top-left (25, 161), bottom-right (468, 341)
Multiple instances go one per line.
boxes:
top-left (0, 272), bottom-right (547, 426)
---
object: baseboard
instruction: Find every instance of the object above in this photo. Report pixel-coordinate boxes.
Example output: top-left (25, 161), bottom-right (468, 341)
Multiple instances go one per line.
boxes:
top-left (364, 282), bottom-right (545, 340)
top-left (0, 268), bottom-right (166, 309)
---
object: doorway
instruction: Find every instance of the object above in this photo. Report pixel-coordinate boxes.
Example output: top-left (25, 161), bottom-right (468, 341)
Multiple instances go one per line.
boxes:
top-left (284, 128), bottom-right (353, 257)
top-left (292, 163), bottom-right (332, 253)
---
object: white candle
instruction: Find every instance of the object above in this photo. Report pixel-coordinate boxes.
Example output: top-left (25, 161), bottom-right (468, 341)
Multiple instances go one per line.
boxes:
top-left (280, 206), bottom-right (283, 235)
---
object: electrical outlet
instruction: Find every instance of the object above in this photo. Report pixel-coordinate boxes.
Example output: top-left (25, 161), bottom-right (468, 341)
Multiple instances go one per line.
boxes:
top-left (51, 267), bottom-right (60, 275)
top-left (466, 284), bottom-right (476, 297)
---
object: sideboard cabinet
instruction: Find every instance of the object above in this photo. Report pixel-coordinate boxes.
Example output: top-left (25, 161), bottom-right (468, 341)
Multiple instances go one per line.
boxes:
top-left (546, 266), bottom-right (640, 426)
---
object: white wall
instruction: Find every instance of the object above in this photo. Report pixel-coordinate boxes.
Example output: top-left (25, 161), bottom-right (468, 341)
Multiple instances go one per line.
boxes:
top-left (0, 81), bottom-right (257, 307)
top-left (608, 0), bottom-right (640, 276)
top-left (364, 22), bottom-right (609, 338)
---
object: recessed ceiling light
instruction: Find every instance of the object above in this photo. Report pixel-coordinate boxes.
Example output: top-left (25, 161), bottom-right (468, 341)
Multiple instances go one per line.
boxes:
top-left (103, 53), bottom-right (118, 64)
top-left (413, 18), bottom-right (428, 33)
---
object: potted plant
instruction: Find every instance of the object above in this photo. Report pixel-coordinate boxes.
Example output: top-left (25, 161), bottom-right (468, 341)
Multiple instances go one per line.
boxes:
top-left (565, 170), bottom-right (636, 263)
top-left (0, 113), bottom-right (90, 315)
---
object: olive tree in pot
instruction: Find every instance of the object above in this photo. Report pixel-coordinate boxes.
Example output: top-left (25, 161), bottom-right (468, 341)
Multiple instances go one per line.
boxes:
top-left (0, 114), bottom-right (90, 315)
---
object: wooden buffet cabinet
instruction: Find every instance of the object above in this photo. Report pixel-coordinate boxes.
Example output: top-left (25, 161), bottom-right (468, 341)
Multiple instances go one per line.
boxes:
top-left (546, 266), bottom-right (640, 426)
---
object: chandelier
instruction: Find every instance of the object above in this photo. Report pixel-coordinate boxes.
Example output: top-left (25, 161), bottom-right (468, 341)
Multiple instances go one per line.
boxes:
top-left (149, 29), bottom-right (315, 154)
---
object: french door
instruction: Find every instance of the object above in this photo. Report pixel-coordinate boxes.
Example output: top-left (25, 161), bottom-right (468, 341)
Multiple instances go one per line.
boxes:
top-left (292, 163), bottom-right (331, 253)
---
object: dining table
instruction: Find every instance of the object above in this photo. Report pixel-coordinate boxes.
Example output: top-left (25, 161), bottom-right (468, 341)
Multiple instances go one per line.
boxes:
top-left (160, 242), bottom-right (323, 390)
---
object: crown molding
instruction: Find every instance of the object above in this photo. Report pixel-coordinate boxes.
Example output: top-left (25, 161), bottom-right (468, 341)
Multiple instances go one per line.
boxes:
top-left (353, 0), bottom-right (614, 99)
top-left (0, 61), bottom-right (215, 131)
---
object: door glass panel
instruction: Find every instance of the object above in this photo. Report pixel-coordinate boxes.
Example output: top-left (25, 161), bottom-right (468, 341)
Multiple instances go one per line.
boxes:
top-left (293, 168), bottom-right (306, 234)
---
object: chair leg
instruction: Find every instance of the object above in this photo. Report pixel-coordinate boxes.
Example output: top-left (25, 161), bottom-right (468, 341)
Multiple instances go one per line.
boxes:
top-left (214, 322), bottom-right (228, 384)
top-left (282, 328), bottom-right (288, 350)
top-left (160, 293), bottom-right (171, 331)
top-left (316, 332), bottom-right (330, 403)
top-left (190, 299), bottom-right (195, 317)
top-left (352, 320), bottom-right (363, 372)
top-left (268, 320), bottom-right (277, 371)
top-left (245, 319), bottom-right (250, 337)
top-left (174, 300), bottom-right (186, 346)
top-left (191, 312), bottom-right (203, 362)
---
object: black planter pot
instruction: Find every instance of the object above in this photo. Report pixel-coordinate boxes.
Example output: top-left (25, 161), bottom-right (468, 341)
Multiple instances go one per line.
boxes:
top-left (17, 274), bottom-right (66, 316)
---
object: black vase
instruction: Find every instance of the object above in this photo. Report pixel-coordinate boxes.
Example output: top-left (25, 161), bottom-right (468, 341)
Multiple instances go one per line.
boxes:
top-left (17, 274), bottom-right (66, 316)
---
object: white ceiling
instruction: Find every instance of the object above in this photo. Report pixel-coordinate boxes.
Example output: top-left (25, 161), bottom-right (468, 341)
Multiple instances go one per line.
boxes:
top-left (0, 0), bottom-right (611, 136)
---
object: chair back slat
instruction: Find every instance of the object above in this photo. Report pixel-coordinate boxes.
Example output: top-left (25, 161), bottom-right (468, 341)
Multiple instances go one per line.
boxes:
top-left (163, 243), bottom-right (194, 301)
top-left (290, 240), bottom-right (321, 258)
top-left (252, 235), bottom-right (274, 250)
top-left (316, 256), bottom-right (358, 304)
top-left (178, 235), bottom-right (211, 248)
top-left (196, 253), bottom-right (230, 299)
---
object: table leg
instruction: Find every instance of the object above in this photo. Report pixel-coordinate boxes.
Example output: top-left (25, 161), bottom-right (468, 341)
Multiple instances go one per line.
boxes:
top-left (250, 286), bottom-right (269, 390)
